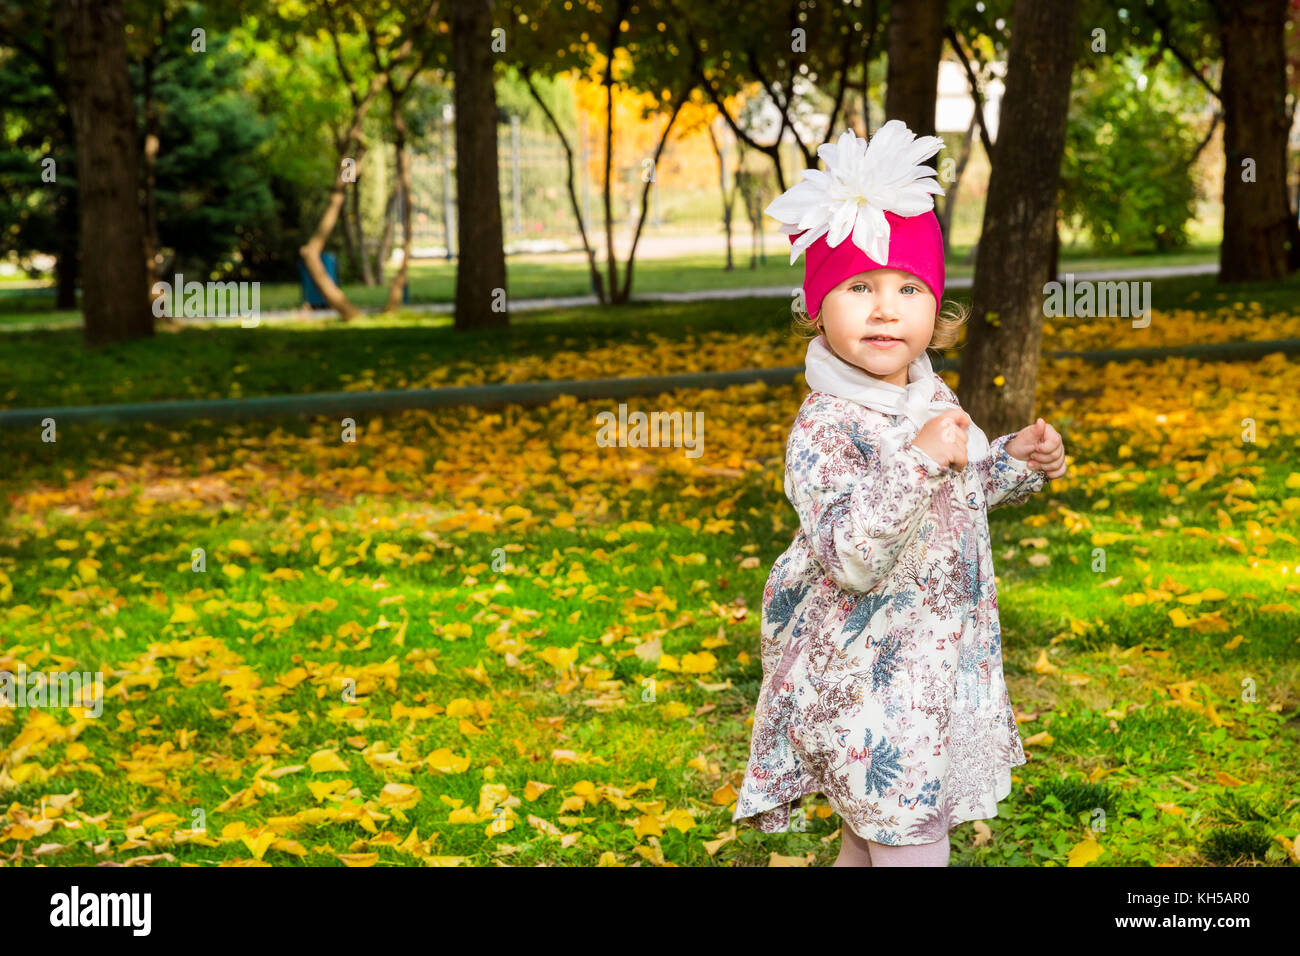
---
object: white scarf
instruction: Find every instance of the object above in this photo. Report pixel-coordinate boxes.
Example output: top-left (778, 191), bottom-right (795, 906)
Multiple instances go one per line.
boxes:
top-left (803, 334), bottom-right (990, 463)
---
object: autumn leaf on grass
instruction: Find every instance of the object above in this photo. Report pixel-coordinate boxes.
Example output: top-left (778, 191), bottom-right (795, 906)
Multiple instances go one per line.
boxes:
top-left (378, 783), bottom-right (422, 809)
top-left (1032, 649), bottom-right (1059, 674)
top-left (308, 749), bottom-right (349, 773)
top-left (308, 779), bottom-right (352, 803)
top-left (702, 826), bottom-right (737, 856)
top-left (633, 636), bottom-right (662, 663)
top-left (524, 781), bottom-right (554, 801)
top-left (168, 603), bottom-right (198, 624)
top-left (634, 814), bottom-right (662, 840)
top-left (240, 829), bottom-right (277, 861)
top-left (665, 809), bottom-right (696, 833)
top-left (1067, 839), bottom-right (1105, 867)
top-left (425, 747), bottom-right (471, 774)
top-left (541, 645), bottom-right (579, 673)
top-left (711, 783), bottom-right (738, 806)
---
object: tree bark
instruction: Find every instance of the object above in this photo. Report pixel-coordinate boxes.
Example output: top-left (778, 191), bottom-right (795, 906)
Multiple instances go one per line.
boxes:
top-left (936, 109), bottom-right (976, 260)
top-left (961, 0), bottom-right (1079, 439)
top-left (707, 119), bottom-right (736, 271)
top-left (884, 0), bottom-right (945, 137)
top-left (299, 84), bottom-right (381, 321)
top-left (347, 167), bottom-right (376, 286)
top-left (55, 191), bottom-right (79, 310)
top-left (600, 0), bottom-right (632, 307)
top-left (521, 67), bottom-right (606, 302)
top-left (615, 92), bottom-right (688, 303)
top-left (1216, 0), bottom-right (1292, 282)
top-left (385, 117), bottom-right (412, 312)
top-left (140, 7), bottom-right (169, 309)
top-left (55, 0), bottom-right (152, 347)
top-left (451, 0), bottom-right (507, 329)
top-left (375, 184), bottom-right (397, 286)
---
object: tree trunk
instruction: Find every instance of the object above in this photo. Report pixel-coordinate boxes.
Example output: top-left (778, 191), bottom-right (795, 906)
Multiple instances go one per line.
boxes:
top-left (55, 0), bottom-right (152, 347)
top-left (521, 67), bottom-right (606, 302)
top-left (600, 0), bottom-right (632, 307)
top-left (616, 95), bottom-right (687, 302)
top-left (451, 0), bottom-right (507, 329)
top-left (707, 119), bottom-right (736, 271)
top-left (375, 184), bottom-right (398, 286)
top-left (1216, 0), bottom-right (1292, 282)
top-left (961, 0), bottom-right (1079, 439)
top-left (142, 51), bottom-right (162, 299)
top-left (384, 118), bottom-right (412, 312)
top-left (884, 0), bottom-right (946, 137)
top-left (55, 192), bottom-right (79, 310)
top-left (299, 79), bottom-right (382, 321)
top-left (347, 171), bottom-right (376, 286)
top-left (937, 110), bottom-right (977, 259)
top-left (1047, 215), bottom-right (1062, 284)
top-left (440, 113), bottom-right (454, 260)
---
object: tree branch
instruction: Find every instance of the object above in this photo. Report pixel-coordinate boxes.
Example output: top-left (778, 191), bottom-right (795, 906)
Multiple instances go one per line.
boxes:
top-left (944, 26), bottom-right (993, 157)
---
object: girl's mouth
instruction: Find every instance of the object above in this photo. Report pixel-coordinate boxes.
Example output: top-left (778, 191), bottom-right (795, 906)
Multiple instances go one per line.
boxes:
top-left (863, 336), bottom-right (903, 348)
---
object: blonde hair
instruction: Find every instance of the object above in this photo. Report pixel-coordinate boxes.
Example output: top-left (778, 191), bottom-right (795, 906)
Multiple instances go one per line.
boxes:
top-left (791, 292), bottom-right (969, 352)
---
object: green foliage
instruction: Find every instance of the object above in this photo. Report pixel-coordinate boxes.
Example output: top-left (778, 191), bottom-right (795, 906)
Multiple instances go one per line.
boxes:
top-left (1060, 52), bottom-right (1203, 255)
top-left (1028, 778), bottom-right (1119, 817)
top-left (131, 14), bottom-right (276, 278)
top-left (1200, 824), bottom-right (1273, 865)
top-left (0, 11), bottom-right (76, 271)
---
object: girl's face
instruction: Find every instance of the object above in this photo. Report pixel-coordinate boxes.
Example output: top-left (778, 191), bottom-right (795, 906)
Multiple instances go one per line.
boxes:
top-left (816, 268), bottom-right (936, 388)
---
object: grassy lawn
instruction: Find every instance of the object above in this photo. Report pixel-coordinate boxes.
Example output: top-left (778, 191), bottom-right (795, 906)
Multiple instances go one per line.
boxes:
top-left (2, 269), bottom-right (1299, 412)
top-left (1, 290), bottom-right (1298, 867)
top-left (0, 241), bottom-right (1221, 329)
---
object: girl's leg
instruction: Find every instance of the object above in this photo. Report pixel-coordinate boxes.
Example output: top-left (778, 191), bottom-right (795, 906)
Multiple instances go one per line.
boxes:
top-left (832, 822), bottom-right (874, 867)
top-left (865, 835), bottom-right (951, 867)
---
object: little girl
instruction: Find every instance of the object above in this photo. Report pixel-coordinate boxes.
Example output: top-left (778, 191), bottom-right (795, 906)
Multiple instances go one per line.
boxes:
top-left (732, 122), bottom-right (1067, 867)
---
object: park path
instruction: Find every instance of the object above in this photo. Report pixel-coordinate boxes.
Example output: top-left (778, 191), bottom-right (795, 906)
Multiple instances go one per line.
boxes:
top-left (0, 262), bottom-right (1218, 333)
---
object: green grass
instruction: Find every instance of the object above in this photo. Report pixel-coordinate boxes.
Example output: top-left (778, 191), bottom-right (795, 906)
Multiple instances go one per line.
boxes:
top-left (1, 367), bottom-right (1297, 866)
top-left (2, 277), bottom-right (1298, 867)
top-left (5, 268), bottom-right (1300, 412)
top-left (0, 241), bottom-right (1220, 328)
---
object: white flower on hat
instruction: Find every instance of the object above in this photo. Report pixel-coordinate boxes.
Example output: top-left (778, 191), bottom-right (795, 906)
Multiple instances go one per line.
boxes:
top-left (764, 120), bottom-right (946, 266)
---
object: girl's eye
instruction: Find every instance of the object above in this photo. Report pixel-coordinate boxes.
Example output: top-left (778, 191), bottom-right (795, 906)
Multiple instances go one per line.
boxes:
top-left (850, 283), bottom-right (869, 293)
top-left (901, 284), bottom-right (919, 295)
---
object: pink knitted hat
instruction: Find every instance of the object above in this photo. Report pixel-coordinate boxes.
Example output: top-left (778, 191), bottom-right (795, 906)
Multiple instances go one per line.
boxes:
top-left (765, 121), bottom-right (947, 321)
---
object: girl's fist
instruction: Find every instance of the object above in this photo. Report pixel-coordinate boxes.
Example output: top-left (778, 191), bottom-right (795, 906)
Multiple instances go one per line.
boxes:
top-left (1008, 418), bottom-right (1067, 479)
top-left (913, 409), bottom-right (971, 471)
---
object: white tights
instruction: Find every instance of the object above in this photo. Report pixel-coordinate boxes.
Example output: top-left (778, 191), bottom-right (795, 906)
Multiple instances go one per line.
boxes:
top-left (832, 823), bottom-right (951, 867)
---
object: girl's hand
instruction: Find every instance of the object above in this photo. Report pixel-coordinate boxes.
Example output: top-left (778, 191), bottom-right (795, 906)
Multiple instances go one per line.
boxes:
top-left (913, 409), bottom-right (971, 471)
top-left (1008, 417), bottom-right (1067, 479)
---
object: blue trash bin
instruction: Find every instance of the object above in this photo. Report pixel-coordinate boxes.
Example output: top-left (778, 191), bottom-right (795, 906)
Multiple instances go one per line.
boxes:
top-left (298, 251), bottom-right (339, 309)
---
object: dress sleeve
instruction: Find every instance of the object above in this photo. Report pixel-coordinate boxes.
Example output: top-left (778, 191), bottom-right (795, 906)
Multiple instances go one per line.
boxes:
top-left (978, 430), bottom-right (1048, 512)
top-left (785, 411), bottom-right (953, 595)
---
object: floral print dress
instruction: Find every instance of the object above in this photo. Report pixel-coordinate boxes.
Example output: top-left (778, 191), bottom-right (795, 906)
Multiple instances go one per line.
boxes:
top-left (732, 375), bottom-right (1048, 845)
